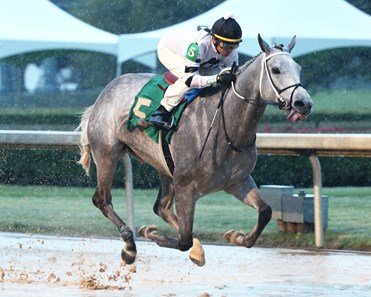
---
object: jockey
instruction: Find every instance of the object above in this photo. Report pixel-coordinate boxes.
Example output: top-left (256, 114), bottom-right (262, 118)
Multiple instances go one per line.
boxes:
top-left (149, 12), bottom-right (242, 129)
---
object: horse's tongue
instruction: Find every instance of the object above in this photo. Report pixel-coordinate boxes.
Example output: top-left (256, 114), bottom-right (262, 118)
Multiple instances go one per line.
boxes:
top-left (287, 109), bottom-right (300, 123)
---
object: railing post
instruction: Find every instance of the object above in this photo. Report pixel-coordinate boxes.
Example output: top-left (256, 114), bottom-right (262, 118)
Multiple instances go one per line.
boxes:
top-left (309, 155), bottom-right (324, 248)
top-left (123, 153), bottom-right (135, 239)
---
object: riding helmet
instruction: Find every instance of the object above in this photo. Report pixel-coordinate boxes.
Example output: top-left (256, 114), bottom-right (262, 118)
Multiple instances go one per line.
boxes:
top-left (211, 12), bottom-right (242, 44)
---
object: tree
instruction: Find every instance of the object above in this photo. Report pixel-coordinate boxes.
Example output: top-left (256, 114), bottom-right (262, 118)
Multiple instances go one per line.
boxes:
top-left (347, 0), bottom-right (371, 15)
top-left (51, 0), bottom-right (224, 33)
top-left (47, 0), bottom-right (225, 87)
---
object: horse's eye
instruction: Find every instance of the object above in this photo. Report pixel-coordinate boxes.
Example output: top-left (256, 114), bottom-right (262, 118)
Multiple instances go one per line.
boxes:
top-left (272, 67), bottom-right (281, 74)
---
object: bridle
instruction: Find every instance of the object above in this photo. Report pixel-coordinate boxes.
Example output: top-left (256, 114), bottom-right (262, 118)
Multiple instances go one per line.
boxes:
top-left (200, 51), bottom-right (304, 157)
top-left (260, 52), bottom-right (303, 110)
top-left (231, 51), bottom-right (303, 110)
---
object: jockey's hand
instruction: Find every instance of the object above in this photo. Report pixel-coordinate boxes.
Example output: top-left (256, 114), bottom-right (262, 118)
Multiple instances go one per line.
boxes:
top-left (217, 72), bottom-right (236, 86)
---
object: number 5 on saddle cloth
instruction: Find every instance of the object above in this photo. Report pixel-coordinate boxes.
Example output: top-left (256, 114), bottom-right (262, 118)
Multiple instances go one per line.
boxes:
top-left (127, 73), bottom-right (202, 144)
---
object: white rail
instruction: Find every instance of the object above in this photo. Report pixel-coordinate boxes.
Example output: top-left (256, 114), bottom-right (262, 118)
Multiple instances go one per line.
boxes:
top-left (0, 130), bottom-right (80, 149)
top-left (256, 133), bottom-right (371, 157)
top-left (1, 130), bottom-right (371, 247)
top-left (257, 133), bottom-right (371, 247)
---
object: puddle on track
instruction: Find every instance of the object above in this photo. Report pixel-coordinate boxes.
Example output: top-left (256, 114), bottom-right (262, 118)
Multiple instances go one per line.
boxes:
top-left (1, 232), bottom-right (370, 297)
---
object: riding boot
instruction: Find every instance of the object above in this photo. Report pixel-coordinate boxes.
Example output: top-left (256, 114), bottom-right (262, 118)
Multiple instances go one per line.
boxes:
top-left (148, 105), bottom-right (173, 129)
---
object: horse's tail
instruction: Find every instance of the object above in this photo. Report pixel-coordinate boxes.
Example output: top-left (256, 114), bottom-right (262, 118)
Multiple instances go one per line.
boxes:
top-left (76, 106), bottom-right (93, 176)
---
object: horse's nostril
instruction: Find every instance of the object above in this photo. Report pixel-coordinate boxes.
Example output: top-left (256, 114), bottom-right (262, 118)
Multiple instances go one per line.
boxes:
top-left (293, 101), bottom-right (305, 110)
top-left (293, 99), bottom-right (312, 115)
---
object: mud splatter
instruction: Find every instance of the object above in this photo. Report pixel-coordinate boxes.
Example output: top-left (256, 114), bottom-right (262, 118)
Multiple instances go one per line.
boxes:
top-left (1, 232), bottom-right (370, 296)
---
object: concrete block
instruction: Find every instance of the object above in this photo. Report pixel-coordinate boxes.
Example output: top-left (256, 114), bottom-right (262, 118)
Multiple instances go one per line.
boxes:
top-left (282, 193), bottom-right (328, 228)
top-left (260, 185), bottom-right (294, 220)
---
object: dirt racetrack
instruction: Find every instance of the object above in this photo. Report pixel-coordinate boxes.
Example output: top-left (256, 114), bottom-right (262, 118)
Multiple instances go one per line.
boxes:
top-left (1, 232), bottom-right (370, 297)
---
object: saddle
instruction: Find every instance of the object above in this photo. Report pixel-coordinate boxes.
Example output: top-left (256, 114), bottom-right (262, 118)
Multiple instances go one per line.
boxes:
top-left (163, 71), bottom-right (178, 85)
top-left (127, 72), bottom-right (205, 144)
top-left (126, 72), bottom-right (221, 176)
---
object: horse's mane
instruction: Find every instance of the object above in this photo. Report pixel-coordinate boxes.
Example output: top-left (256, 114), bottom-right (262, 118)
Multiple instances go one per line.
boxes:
top-left (236, 52), bottom-right (262, 75)
top-left (236, 44), bottom-right (286, 75)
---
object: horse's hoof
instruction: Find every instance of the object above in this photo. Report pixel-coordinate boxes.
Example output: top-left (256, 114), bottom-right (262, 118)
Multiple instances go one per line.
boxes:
top-left (138, 225), bottom-right (147, 237)
top-left (242, 232), bottom-right (257, 248)
top-left (224, 229), bottom-right (236, 242)
top-left (189, 237), bottom-right (206, 267)
top-left (224, 229), bottom-right (245, 245)
top-left (121, 248), bottom-right (136, 265)
top-left (138, 225), bottom-right (158, 238)
top-left (189, 254), bottom-right (205, 267)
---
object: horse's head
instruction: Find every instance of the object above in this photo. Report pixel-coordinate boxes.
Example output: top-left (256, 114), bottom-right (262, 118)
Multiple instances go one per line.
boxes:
top-left (257, 34), bottom-right (313, 122)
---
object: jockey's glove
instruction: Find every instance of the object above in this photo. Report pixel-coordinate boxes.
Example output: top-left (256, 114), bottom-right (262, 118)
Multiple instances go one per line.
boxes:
top-left (217, 72), bottom-right (236, 86)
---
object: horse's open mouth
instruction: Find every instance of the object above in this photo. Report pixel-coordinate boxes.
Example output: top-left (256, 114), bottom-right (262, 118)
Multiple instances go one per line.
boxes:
top-left (287, 108), bottom-right (309, 123)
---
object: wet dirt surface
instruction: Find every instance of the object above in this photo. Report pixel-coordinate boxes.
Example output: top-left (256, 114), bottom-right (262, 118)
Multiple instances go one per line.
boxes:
top-left (1, 232), bottom-right (370, 297)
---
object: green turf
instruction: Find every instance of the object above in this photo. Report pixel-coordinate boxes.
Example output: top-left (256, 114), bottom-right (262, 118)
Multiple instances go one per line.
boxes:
top-left (1, 185), bottom-right (370, 251)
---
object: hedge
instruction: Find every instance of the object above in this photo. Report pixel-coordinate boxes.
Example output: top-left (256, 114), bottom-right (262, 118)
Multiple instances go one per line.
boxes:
top-left (0, 149), bottom-right (369, 189)
top-left (1, 110), bottom-right (369, 189)
top-left (2, 112), bottom-right (371, 128)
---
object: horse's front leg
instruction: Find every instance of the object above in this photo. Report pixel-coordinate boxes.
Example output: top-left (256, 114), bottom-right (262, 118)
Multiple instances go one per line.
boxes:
top-left (152, 176), bottom-right (179, 231)
top-left (139, 185), bottom-right (205, 266)
top-left (224, 175), bottom-right (272, 248)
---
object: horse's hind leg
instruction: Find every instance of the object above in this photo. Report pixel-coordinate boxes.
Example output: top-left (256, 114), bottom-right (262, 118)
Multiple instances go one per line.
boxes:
top-left (224, 175), bottom-right (272, 248)
top-left (92, 149), bottom-right (136, 264)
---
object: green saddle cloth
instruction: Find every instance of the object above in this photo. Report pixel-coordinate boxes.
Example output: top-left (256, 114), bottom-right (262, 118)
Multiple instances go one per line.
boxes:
top-left (127, 75), bottom-right (188, 143)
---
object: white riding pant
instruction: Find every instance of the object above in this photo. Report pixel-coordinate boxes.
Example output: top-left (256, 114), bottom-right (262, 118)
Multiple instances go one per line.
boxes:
top-left (157, 40), bottom-right (190, 112)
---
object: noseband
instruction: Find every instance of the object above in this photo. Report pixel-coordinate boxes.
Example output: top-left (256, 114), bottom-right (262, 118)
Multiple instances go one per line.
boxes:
top-left (232, 52), bottom-right (303, 110)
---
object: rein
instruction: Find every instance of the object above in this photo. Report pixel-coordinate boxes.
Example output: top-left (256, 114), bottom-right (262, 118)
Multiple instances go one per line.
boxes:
top-left (199, 51), bottom-right (303, 156)
top-left (220, 88), bottom-right (256, 152)
top-left (199, 85), bottom-right (256, 157)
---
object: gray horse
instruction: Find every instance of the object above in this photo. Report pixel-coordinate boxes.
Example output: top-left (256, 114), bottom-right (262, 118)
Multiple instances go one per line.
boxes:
top-left (77, 34), bottom-right (312, 266)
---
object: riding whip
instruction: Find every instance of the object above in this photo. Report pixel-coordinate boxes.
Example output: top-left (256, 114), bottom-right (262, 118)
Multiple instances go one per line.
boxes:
top-left (198, 87), bottom-right (227, 159)
top-left (199, 63), bottom-right (238, 159)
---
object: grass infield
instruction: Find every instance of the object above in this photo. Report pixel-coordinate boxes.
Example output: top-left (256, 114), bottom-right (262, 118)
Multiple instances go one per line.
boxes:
top-left (1, 185), bottom-right (370, 251)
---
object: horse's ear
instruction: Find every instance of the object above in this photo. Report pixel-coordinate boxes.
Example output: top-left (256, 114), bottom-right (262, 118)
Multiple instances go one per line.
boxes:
top-left (258, 34), bottom-right (271, 54)
top-left (287, 35), bottom-right (296, 53)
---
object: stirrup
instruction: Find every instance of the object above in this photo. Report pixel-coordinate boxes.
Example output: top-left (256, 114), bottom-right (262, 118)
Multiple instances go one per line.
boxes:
top-left (149, 115), bottom-right (174, 130)
top-left (162, 117), bottom-right (174, 130)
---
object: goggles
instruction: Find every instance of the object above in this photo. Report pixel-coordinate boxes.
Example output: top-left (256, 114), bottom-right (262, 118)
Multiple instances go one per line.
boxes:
top-left (218, 41), bottom-right (240, 51)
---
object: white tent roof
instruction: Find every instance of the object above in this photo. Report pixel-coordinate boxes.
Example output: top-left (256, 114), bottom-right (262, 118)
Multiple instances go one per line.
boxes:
top-left (0, 0), bottom-right (370, 69)
top-left (118, 0), bottom-right (371, 62)
top-left (0, 0), bottom-right (118, 59)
